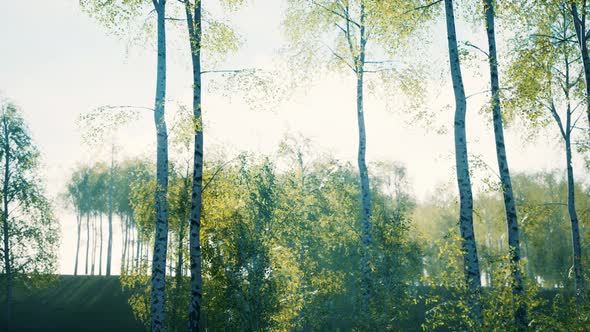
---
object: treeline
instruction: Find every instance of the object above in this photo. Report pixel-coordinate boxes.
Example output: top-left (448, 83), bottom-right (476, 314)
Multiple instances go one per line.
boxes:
top-left (66, 159), bottom-right (153, 276)
top-left (65, 140), bottom-right (420, 330)
top-left (417, 172), bottom-right (590, 289)
top-left (66, 140), bottom-right (590, 330)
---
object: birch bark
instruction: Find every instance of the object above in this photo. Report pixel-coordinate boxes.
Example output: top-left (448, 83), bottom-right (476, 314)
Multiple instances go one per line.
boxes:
top-left (482, 0), bottom-right (526, 327)
top-left (150, 1), bottom-right (170, 330)
top-left (184, 1), bottom-right (205, 330)
top-left (444, 0), bottom-right (482, 324)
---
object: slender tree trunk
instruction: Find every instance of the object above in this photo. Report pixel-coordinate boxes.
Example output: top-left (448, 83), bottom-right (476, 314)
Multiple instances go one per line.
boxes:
top-left (128, 224), bottom-right (133, 272)
top-left (99, 214), bottom-right (103, 276)
top-left (185, 2), bottom-right (204, 331)
top-left (74, 212), bottom-right (81, 276)
top-left (557, 49), bottom-right (586, 300)
top-left (356, 1), bottom-right (372, 315)
top-left (565, 132), bottom-right (585, 299)
top-left (483, 0), bottom-right (526, 327)
top-left (136, 233), bottom-right (141, 271)
top-left (150, 1), bottom-right (170, 330)
top-left (91, 216), bottom-right (96, 275)
top-left (523, 232), bottom-right (533, 278)
top-left (571, 2), bottom-right (590, 127)
top-left (122, 215), bottom-right (129, 273)
top-left (2, 113), bottom-right (12, 330)
top-left (444, 0), bottom-right (482, 324)
top-left (173, 171), bottom-right (189, 330)
top-left (297, 240), bottom-right (307, 332)
top-left (85, 213), bottom-right (90, 275)
top-left (145, 243), bottom-right (150, 268)
top-left (107, 145), bottom-right (114, 276)
top-left (570, 11), bottom-right (590, 291)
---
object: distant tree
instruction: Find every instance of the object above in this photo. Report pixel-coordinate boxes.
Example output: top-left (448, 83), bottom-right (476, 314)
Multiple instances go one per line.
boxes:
top-left (107, 144), bottom-right (115, 276)
top-left (114, 160), bottom-right (136, 273)
top-left (66, 166), bottom-right (90, 276)
top-left (0, 101), bottom-right (59, 329)
top-left (86, 163), bottom-right (108, 276)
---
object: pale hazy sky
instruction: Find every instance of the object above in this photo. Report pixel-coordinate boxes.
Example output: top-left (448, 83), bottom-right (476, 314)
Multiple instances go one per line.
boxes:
top-left (0, 0), bottom-right (584, 275)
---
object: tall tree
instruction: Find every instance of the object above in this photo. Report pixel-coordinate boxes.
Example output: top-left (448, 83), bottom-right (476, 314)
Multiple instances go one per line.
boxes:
top-left (482, 0), bottom-right (526, 327)
top-left (80, 0), bottom-right (171, 327)
top-left (100, 213), bottom-right (104, 275)
top-left (443, 0), bottom-right (482, 324)
top-left (66, 167), bottom-right (90, 276)
top-left (184, 2), bottom-right (204, 330)
top-left (506, 0), bottom-right (587, 301)
top-left (181, 1), bottom-right (245, 328)
top-left (0, 101), bottom-right (59, 330)
top-left (85, 208), bottom-right (90, 275)
top-left (283, 0), bottom-right (433, 313)
top-left (570, 1), bottom-right (590, 127)
top-left (150, 2), bottom-right (170, 329)
top-left (169, 164), bottom-right (190, 330)
top-left (106, 144), bottom-right (115, 276)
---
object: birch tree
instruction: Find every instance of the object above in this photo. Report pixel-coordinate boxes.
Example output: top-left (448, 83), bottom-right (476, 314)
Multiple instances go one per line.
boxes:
top-left (80, 0), bottom-right (171, 328)
top-left (66, 167), bottom-right (90, 276)
top-left (150, 3), bottom-right (170, 329)
top-left (505, 0), bottom-right (587, 301)
top-left (283, 0), bottom-right (434, 314)
top-left (180, 1), bottom-right (244, 329)
top-left (482, 0), bottom-right (526, 326)
top-left (183, 3), bottom-right (205, 330)
top-left (106, 144), bottom-right (115, 276)
top-left (569, 0), bottom-right (590, 127)
top-left (442, 0), bottom-right (483, 324)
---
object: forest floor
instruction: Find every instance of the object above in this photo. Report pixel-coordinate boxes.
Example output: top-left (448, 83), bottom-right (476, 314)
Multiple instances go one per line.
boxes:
top-left (0, 275), bottom-right (144, 331)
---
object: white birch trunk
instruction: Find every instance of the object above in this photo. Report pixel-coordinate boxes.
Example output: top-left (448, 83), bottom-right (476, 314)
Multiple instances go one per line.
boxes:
top-left (483, 0), bottom-right (526, 326)
top-left (75, 212), bottom-right (81, 276)
top-left (185, 1), bottom-right (204, 331)
top-left (150, 1), bottom-right (170, 330)
top-left (106, 145), bottom-right (114, 276)
top-left (444, 0), bottom-right (482, 324)
top-left (356, 1), bottom-right (372, 315)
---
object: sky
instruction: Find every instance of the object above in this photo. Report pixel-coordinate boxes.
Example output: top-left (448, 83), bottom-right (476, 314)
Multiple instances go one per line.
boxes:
top-left (0, 0), bottom-right (585, 275)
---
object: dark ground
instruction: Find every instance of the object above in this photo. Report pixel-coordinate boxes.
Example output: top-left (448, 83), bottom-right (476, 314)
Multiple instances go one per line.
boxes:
top-left (0, 275), bottom-right (562, 332)
top-left (0, 275), bottom-right (144, 332)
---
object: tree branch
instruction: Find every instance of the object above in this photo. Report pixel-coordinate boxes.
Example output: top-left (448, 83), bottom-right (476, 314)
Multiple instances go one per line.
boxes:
top-left (99, 105), bottom-right (154, 112)
top-left (322, 42), bottom-right (356, 72)
top-left (202, 156), bottom-right (242, 193)
top-left (402, 0), bottom-right (443, 16)
top-left (463, 41), bottom-right (489, 58)
top-left (200, 69), bottom-right (255, 75)
top-left (549, 99), bottom-right (567, 139)
top-left (311, 0), bottom-right (360, 28)
top-left (365, 60), bottom-right (399, 64)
